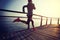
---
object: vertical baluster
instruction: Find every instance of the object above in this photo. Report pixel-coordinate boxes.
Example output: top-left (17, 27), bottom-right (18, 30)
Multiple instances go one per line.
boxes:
top-left (57, 18), bottom-right (59, 25)
top-left (50, 18), bottom-right (52, 25)
top-left (46, 17), bottom-right (48, 25)
top-left (40, 16), bottom-right (43, 27)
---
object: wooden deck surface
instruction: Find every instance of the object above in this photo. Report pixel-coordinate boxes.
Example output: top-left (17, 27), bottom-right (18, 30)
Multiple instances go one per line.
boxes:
top-left (0, 25), bottom-right (60, 40)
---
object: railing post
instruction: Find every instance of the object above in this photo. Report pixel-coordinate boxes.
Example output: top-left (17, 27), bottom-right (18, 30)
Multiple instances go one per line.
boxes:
top-left (40, 16), bottom-right (43, 27)
top-left (46, 17), bottom-right (48, 25)
top-left (57, 18), bottom-right (59, 25)
top-left (50, 18), bottom-right (52, 25)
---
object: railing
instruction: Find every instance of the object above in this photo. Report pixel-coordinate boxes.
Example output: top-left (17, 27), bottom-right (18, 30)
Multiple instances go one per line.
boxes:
top-left (0, 9), bottom-right (60, 27)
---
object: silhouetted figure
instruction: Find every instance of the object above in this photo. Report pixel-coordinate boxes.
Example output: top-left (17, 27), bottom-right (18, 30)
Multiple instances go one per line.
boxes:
top-left (13, 0), bottom-right (36, 30)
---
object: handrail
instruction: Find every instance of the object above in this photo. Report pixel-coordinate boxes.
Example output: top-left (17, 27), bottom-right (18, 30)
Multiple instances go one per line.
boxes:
top-left (0, 9), bottom-right (60, 19)
top-left (0, 16), bottom-right (40, 19)
top-left (0, 9), bottom-right (60, 26)
top-left (0, 9), bottom-right (43, 17)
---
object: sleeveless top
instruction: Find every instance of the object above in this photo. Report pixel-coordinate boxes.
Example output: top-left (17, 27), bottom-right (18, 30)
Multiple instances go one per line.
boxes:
top-left (27, 3), bottom-right (35, 16)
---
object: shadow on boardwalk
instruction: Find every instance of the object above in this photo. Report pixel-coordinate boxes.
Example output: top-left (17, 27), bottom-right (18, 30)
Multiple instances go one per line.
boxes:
top-left (0, 24), bottom-right (60, 40)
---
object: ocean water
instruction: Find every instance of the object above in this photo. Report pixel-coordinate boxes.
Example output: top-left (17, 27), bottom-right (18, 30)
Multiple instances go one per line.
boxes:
top-left (0, 16), bottom-right (59, 32)
top-left (0, 17), bottom-right (40, 32)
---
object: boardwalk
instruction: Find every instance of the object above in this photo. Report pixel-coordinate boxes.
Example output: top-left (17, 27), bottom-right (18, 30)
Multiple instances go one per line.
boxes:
top-left (0, 25), bottom-right (60, 40)
top-left (0, 9), bottom-right (60, 40)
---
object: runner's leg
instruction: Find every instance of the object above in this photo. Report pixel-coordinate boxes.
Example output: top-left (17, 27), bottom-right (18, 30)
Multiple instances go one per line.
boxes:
top-left (13, 17), bottom-right (27, 24)
top-left (27, 19), bottom-right (30, 29)
top-left (31, 20), bottom-right (34, 28)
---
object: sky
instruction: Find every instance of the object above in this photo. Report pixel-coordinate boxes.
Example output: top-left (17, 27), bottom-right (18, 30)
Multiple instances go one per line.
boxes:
top-left (0, 0), bottom-right (60, 25)
top-left (0, 0), bottom-right (60, 30)
top-left (2, 0), bottom-right (60, 18)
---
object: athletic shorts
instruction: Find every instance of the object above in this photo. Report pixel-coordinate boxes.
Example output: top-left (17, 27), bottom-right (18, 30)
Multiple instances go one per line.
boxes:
top-left (27, 14), bottom-right (33, 20)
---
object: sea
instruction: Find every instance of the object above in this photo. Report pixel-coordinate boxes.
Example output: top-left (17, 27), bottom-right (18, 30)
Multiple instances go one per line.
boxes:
top-left (0, 12), bottom-right (59, 32)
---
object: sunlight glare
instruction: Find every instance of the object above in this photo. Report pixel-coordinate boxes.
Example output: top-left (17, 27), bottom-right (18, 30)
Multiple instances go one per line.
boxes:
top-left (33, 0), bottom-right (60, 18)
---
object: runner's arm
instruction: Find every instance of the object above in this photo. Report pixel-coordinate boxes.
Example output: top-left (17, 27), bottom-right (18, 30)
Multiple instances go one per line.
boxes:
top-left (22, 5), bottom-right (27, 13)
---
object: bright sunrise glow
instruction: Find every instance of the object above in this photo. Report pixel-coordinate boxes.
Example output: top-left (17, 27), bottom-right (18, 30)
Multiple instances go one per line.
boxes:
top-left (4, 0), bottom-right (60, 25)
top-left (6, 0), bottom-right (60, 18)
top-left (33, 0), bottom-right (60, 18)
